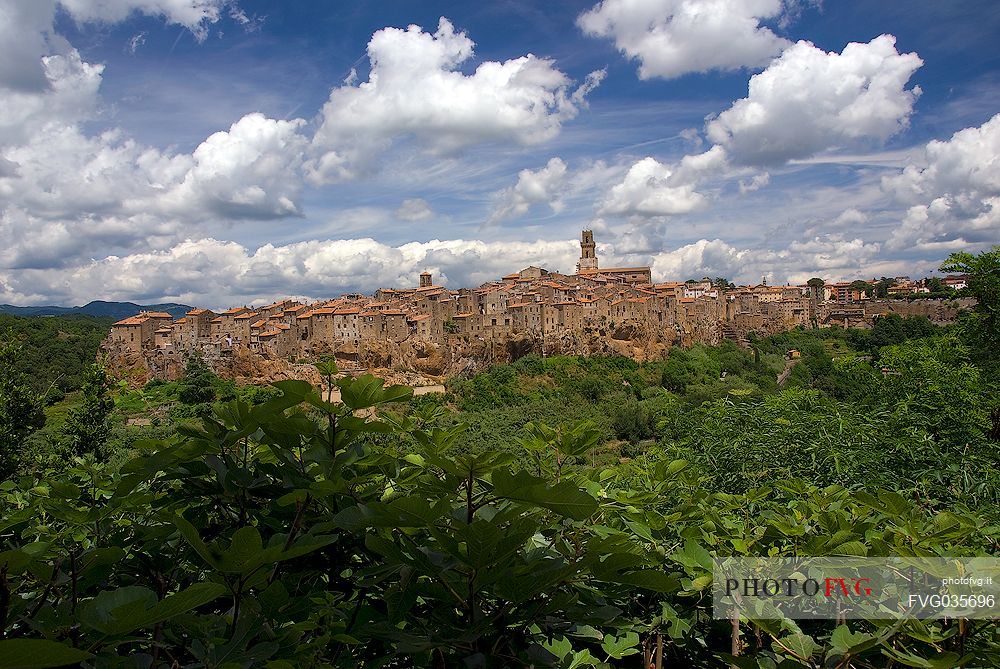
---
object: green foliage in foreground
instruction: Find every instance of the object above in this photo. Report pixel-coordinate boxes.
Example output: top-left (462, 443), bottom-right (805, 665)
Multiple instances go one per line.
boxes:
top-left (1, 369), bottom-right (999, 668)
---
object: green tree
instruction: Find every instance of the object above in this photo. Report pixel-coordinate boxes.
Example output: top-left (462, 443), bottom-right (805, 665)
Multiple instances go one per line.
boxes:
top-left (177, 352), bottom-right (217, 405)
top-left (873, 276), bottom-right (894, 298)
top-left (806, 277), bottom-right (826, 299)
top-left (63, 361), bottom-right (116, 457)
top-left (941, 246), bottom-right (1000, 356)
top-left (926, 276), bottom-right (947, 293)
top-left (849, 279), bottom-right (872, 299)
top-left (0, 332), bottom-right (46, 476)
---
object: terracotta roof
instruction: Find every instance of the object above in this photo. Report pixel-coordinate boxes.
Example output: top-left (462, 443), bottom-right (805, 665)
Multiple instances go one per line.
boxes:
top-left (276, 323), bottom-right (290, 330)
top-left (297, 311), bottom-right (315, 320)
top-left (221, 307), bottom-right (245, 314)
top-left (210, 317), bottom-right (222, 323)
top-left (284, 305), bottom-right (307, 313)
top-left (258, 330), bottom-right (280, 338)
top-left (311, 307), bottom-right (335, 315)
top-left (409, 314), bottom-right (430, 322)
top-left (679, 298), bottom-right (695, 303)
top-left (174, 317), bottom-right (187, 325)
top-left (251, 319), bottom-right (268, 328)
top-left (186, 308), bottom-right (212, 316)
top-left (154, 327), bottom-right (172, 334)
top-left (144, 311), bottom-right (173, 318)
top-left (235, 312), bottom-right (256, 320)
top-left (334, 307), bottom-right (361, 315)
top-left (382, 309), bottom-right (405, 316)
top-left (113, 315), bottom-right (147, 326)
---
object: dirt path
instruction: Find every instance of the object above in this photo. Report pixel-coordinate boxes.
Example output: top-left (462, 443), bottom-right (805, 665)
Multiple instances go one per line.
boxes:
top-left (777, 359), bottom-right (801, 387)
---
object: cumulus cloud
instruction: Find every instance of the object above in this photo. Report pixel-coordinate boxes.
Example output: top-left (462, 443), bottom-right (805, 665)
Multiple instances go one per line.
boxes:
top-left (649, 233), bottom-right (883, 284)
top-left (57, 0), bottom-right (231, 40)
top-left (883, 113), bottom-right (1000, 250)
top-left (598, 147), bottom-right (725, 217)
top-left (707, 35), bottom-right (923, 166)
top-left (154, 113), bottom-right (309, 220)
top-left (0, 1), bottom-right (60, 91)
top-left (0, 237), bottom-right (584, 307)
top-left (650, 238), bottom-right (746, 280)
top-left (738, 172), bottom-right (769, 194)
top-left (832, 208), bottom-right (868, 227)
top-left (396, 198), bottom-right (434, 221)
top-left (578, 0), bottom-right (790, 79)
top-left (307, 17), bottom-right (602, 182)
top-left (489, 157), bottom-right (569, 223)
top-left (0, 49), bottom-right (104, 146)
top-left (0, 110), bottom-right (309, 269)
top-left (0, 4), bottom-right (310, 272)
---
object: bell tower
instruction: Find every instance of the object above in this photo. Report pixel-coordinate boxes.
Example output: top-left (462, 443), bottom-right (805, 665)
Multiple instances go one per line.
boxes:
top-left (577, 229), bottom-right (598, 273)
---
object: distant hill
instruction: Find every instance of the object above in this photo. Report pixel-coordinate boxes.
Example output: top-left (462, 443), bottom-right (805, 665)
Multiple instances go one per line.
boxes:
top-left (0, 300), bottom-right (192, 320)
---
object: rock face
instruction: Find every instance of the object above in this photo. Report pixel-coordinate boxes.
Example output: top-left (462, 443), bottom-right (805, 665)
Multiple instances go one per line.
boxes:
top-left (104, 326), bottom-right (673, 387)
top-left (102, 297), bottom-right (974, 388)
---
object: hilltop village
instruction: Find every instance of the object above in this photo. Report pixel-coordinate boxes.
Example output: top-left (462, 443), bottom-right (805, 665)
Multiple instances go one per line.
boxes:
top-left (104, 231), bottom-right (973, 384)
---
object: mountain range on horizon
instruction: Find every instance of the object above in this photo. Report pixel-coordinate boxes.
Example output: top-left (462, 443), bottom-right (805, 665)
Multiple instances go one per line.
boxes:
top-left (0, 301), bottom-right (193, 320)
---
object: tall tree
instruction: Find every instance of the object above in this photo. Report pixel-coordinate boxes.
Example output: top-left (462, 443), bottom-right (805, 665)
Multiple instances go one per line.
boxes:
top-left (0, 332), bottom-right (46, 476)
top-left (63, 361), bottom-right (116, 457)
top-left (941, 246), bottom-right (1000, 354)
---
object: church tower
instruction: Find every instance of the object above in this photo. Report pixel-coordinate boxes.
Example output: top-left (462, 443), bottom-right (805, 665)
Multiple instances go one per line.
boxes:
top-left (577, 229), bottom-right (598, 273)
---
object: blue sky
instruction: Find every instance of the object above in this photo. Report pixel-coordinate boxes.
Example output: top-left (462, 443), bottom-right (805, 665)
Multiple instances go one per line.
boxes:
top-left (1, 0), bottom-right (998, 308)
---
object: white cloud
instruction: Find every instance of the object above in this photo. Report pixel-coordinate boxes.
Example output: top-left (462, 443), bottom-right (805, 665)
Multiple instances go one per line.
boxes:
top-left (57, 0), bottom-right (231, 40)
top-left (578, 0), bottom-right (790, 80)
top-left (0, 49), bottom-right (104, 147)
top-left (707, 35), bottom-right (922, 166)
top-left (307, 17), bottom-right (602, 182)
top-left (649, 233), bottom-right (883, 285)
top-left (0, 111), bottom-right (309, 269)
top-left (396, 198), bottom-right (434, 221)
top-left (489, 157), bottom-right (569, 223)
top-left (650, 238), bottom-right (746, 280)
top-left (154, 113), bottom-right (309, 220)
top-left (832, 208), bottom-right (868, 227)
top-left (0, 237), bottom-right (584, 307)
top-left (0, 1), bottom-right (60, 92)
top-left (883, 113), bottom-right (1000, 250)
top-left (126, 31), bottom-right (148, 54)
top-left (598, 148), bottom-right (726, 217)
top-left (738, 172), bottom-right (769, 194)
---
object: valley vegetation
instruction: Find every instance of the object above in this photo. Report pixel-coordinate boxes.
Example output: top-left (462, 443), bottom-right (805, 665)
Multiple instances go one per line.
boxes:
top-left (0, 249), bottom-right (998, 668)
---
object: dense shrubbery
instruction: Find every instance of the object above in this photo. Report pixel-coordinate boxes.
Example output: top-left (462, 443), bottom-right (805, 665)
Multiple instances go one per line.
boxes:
top-left (2, 369), bottom-right (997, 667)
